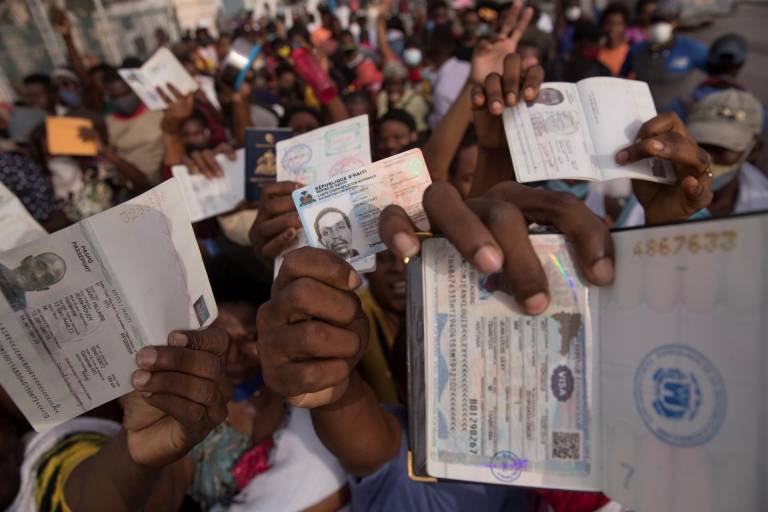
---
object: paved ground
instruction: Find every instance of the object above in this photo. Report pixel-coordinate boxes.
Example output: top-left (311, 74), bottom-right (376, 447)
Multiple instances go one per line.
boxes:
top-left (683, 2), bottom-right (768, 103)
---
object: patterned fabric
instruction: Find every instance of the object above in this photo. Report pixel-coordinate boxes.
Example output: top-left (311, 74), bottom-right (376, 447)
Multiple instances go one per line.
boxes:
top-left (33, 432), bottom-right (111, 512)
top-left (231, 438), bottom-right (274, 491)
top-left (189, 423), bottom-right (251, 509)
top-left (0, 152), bottom-right (56, 222)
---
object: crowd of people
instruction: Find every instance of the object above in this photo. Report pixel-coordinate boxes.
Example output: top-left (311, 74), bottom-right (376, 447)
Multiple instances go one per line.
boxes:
top-left (0, 0), bottom-right (766, 510)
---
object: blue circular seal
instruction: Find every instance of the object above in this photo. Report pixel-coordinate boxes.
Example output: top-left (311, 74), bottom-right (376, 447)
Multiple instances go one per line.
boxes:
top-left (489, 451), bottom-right (526, 482)
top-left (634, 344), bottom-right (726, 447)
top-left (281, 143), bottom-right (312, 172)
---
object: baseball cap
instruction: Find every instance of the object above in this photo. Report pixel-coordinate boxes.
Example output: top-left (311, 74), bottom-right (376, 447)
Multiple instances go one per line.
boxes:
top-left (707, 34), bottom-right (748, 71)
top-left (686, 89), bottom-right (764, 152)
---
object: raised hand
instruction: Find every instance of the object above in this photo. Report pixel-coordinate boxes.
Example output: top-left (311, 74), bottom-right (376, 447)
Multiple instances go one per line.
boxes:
top-left (159, 83), bottom-right (195, 133)
top-left (616, 112), bottom-right (714, 224)
top-left (121, 327), bottom-right (230, 467)
top-left (249, 181), bottom-right (304, 264)
top-left (51, 7), bottom-right (72, 37)
top-left (380, 182), bottom-right (615, 315)
top-left (182, 142), bottom-right (235, 179)
top-left (470, 0), bottom-right (534, 84)
top-left (256, 248), bottom-right (369, 408)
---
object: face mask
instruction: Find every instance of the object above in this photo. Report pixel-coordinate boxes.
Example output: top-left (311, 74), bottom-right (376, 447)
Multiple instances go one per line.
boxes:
top-left (545, 179), bottom-right (590, 199)
top-left (403, 48), bottom-right (423, 67)
top-left (476, 23), bottom-right (492, 37)
top-left (111, 95), bottom-right (142, 116)
top-left (648, 22), bottom-right (674, 45)
top-left (58, 89), bottom-right (81, 108)
top-left (710, 164), bottom-right (740, 191)
top-left (564, 6), bottom-right (582, 22)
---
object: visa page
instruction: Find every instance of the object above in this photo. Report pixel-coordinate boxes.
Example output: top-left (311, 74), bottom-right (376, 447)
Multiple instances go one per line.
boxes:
top-left (118, 48), bottom-right (198, 111)
top-left (577, 77), bottom-right (675, 183)
top-left (599, 215), bottom-right (767, 511)
top-left (422, 236), bottom-right (600, 490)
top-left (502, 82), bottom-right (598, 183)
top-left (0, 179), bottom-right (215, 431)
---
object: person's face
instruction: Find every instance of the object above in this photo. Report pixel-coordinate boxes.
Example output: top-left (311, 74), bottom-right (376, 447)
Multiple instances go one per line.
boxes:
top-left (181, 119), bottom-right (210, 150)
top-left (318, 211), bottom-right (353, 257)
top-left (604, 13), bottom-right (626, 42)
top-left (90, 70), bottom-right (106, 92)
top-left (434, 7), bottom-right (450, 24)
top-left (638, 2), bottom-right (658, 26)
top-left (288, 111), bottom-right (320, 135)
top-left (105, 80), bottom-right (133, 100)
top-left (54, 77), bottom-right (79, 94)
top-left (23, 83), bottom-right (53, 112)
top-left (215, 302), bottom-right (260, 385)
top-left (345, 97), bottom-right (374, 120)
top-left (339, 32), bottom-right (355, 48)
top-left (367, 250), bottom-right (407, 314)
top-left (377, 120), bottom-right (414, 159)
top-left (18, 254), bottom-right (65, 291)
top-left (451, 145), bottom-right (478, 198)
top-left (216, 36), bottom-right (231, 60)
top-left (277, 71), bottom-right (297, 92)
top-left (385, 79), bottom-right (406, 104)
top-left (536, 88), bottom-right (563, 106)
top-left (463, 11), bottom-right (480, 35)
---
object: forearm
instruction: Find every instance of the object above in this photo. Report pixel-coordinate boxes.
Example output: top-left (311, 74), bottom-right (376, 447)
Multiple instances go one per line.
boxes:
top-left (469, 147), bottom-right (515, 197)
top-left (311, 372), bottom-right (401, 477)
top-left (231, 99), bottom-right (253, 147)
top-left (162, 132), bottom-right (186, 167)
top-left (423, 82), bottom-right (472, 182)
top-left (64, 431), bottom-right (162, 512)
top-left (376, 16), bottom-right (394, 64)
top-left (323, 96), bottom-right (349, 124)
top-left (103, 150), bottom-right (151, 192)
top-left (63, 33), bottom-right (103, 111)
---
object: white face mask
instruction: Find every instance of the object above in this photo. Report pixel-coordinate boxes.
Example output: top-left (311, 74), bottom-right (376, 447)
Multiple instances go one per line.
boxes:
top-left (648, 22), bottom-right (674, 45)
top-left (564, 6), bottom-right (582, 22)
top-left (403, 48), bottom-right (422, 67)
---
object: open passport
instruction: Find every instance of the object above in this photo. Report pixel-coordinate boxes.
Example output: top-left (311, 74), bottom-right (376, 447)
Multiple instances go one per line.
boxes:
top-left (407, 212), bottom-right (767, 511)
top-left (0, 179), bottom-right (216, 431)
top-left (502, 77), bottom-right (677, 185)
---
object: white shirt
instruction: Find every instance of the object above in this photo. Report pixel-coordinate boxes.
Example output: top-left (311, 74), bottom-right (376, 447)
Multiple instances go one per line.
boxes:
top-left (228, 407), bottom-right (347, 512)
top-left (428, 57), bottom-right (471, 129)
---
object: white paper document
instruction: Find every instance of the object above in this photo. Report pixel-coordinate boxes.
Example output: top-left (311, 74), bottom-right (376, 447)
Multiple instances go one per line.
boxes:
top-left (0, 179), bottom-right (217, 431)
top-left (0, 182), bottom-right (46, 252)
top-left (172, 148), bottom-right (246, 222)
top-left (418, 213), bottom-right (767, 511)
top-left (276, 115), bottom-right (375, 273)
top-left (503, 77), bottom-right (676, 184)
top-left (119, 48), bottom-right (199, 111)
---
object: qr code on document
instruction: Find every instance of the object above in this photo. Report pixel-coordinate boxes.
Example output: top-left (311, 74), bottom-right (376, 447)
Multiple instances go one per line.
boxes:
top-left (551, 431), bottom-right (581, 460)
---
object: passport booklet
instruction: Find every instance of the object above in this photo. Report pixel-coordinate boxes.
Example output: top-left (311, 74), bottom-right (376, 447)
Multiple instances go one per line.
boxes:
top-left (407, 212), bottom-right (767, 511)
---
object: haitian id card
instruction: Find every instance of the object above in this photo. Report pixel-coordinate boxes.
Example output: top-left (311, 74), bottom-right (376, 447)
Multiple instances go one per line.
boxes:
top-left (292, 148), bottom-right (431, 268)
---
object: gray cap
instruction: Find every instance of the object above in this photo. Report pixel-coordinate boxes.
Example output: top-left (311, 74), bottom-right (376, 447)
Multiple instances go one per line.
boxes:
top-left (686, 89), bottom-right (763, 152)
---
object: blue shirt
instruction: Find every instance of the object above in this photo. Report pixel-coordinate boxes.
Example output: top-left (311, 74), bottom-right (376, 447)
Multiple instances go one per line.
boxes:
top-left (620, 36), bottom-right (709, 78)
top-left (349, 406), bottom-right (529, 511)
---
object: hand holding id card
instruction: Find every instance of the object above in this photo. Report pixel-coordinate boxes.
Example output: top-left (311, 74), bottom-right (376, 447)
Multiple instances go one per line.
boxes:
top-left (292, 148), bottom-right (431, 271)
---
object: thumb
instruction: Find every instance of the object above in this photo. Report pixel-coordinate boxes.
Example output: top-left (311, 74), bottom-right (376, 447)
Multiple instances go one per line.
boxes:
top-left (681, 175), bottom-right (713, 213)
top-left (170, 327), bottom-right (229, 357)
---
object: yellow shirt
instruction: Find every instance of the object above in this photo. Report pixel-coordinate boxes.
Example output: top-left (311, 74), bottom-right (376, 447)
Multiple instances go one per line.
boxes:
top-left (357, 287), bottom-right (400, 405)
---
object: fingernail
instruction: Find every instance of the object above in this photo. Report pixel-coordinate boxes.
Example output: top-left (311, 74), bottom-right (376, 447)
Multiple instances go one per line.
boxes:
top-left (650, 140), bottom-right (665, 152)
top-left (169, 332), bottom-right (188, 347)
top-left (132, 370), bottom-right (150, 388)
top-left (348, 270), bottom-right (362, 289)
top-left (141, 391), bottom-right (153, 398)
top-left (492, 101), bottom-right (503, 114)
top-left (523, 292), bottom-right (549, 315)
top-left (473, 245), bottom-right (503, 273)
top-left (616, 150), bottom-right (629, 164)
top-left (284, 227), bottom-right (296, 240)
top-left (393, 232), bottom-right (419, 258)
top-left (524, 87), bottom-right (535, 100)
top-left (137, 347), bottom-right (157, 367)
top-left (592, 258), bottom-right (614, 285)
top-left (506, 92), bottom-right (516, 105)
